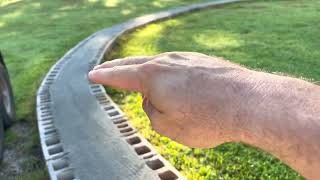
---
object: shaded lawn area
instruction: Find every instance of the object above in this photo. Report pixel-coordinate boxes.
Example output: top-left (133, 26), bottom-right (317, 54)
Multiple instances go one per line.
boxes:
top-left (0, 0), bottom-right (208, 179)
top-left (106, 0), bottom-right (320, 179)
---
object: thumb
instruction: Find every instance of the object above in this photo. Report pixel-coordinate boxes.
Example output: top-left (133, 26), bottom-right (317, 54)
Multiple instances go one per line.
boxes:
top-left (142, 97), bottom-right (169, 136)
top-left (88, 65), bottom-right (143, 92)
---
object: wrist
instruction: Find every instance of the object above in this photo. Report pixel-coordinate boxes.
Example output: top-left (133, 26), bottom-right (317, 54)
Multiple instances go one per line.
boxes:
top-left (227, 70), bottom-right (275, 143)
top-left (206, 68), bottom-right (258, 143)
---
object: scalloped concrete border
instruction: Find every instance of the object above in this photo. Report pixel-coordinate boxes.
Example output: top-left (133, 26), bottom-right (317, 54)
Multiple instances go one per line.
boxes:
top-left (36, 0), bottom-right (242, 179)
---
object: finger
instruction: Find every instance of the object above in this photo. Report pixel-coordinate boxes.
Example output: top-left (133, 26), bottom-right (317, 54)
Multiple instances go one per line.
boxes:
top-left (142, 97), bottom-right (163, 118)
top-left (94, 56), bottom-right (153, 70)
top-left (142, 97), bottom-right (169, 136)
top-left (88, 65), bottom-right (143, 92)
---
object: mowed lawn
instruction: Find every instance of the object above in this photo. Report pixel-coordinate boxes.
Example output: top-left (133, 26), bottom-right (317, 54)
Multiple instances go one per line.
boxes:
top-left (106, 0), bottom-right (320, 179)
top-left (0, 0), bottom-right (207, 179)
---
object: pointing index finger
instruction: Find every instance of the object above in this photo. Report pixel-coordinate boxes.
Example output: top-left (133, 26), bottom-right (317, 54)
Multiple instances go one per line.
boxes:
top-left (88, 64), bottom-right (144, 92)
top-left (94, 56), bottom-right (153, 70)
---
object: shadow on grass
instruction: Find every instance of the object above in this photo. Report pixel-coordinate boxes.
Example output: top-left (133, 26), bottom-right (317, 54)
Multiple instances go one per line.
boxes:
top-left (0, 0), bottom-right (211, 179)
top-left (0, 0), bottom-right (209, 118)
top-left (105, 0), bottom-right (320, 179)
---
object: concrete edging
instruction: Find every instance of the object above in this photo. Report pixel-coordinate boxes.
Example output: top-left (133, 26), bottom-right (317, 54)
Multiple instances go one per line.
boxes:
top-left (36, 0), bottom-right (242, 180)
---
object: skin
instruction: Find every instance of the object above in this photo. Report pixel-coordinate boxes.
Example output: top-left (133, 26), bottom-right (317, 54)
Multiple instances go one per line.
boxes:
top-left (88, 52), bottom-right (320, 180)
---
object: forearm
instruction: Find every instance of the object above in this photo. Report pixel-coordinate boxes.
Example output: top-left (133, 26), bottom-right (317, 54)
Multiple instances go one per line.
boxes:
top-left (239, 72), bottom-right (320, 179)
top-left (90, 52), bottom-right (319, 178)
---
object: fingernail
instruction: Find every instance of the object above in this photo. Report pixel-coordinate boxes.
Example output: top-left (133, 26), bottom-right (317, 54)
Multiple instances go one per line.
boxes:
top-left (93, 65), bottom-right (100, 70)
top-left (88, 70), bottom-right (96, 79)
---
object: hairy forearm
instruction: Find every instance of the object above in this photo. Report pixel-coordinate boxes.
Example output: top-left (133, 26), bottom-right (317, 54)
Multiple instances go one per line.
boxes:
top-left (238, 71), bottom-right (320, 179)
top-left (90, 52), bottom-right (319, 178)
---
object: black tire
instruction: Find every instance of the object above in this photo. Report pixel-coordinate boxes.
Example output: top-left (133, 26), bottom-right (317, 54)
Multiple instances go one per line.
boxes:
top-left (0, 63), bottom-right (15, 129)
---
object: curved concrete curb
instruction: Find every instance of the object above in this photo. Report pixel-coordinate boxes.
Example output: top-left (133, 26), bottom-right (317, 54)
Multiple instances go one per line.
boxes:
top-left (36, 0), bottom-right (241, 179)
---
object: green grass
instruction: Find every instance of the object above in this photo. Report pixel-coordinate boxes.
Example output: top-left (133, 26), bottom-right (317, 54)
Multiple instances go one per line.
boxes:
top-left (0, 0), bottom-right (209, 178)
top-left (106, 0), bottom-right (320, 179)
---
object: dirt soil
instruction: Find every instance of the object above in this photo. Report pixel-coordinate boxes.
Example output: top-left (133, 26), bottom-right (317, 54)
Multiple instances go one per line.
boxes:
top-left (0, 121), bottom-right (45, 180)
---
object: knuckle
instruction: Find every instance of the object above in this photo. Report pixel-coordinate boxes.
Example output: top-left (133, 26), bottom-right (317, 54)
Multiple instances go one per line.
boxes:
top-left (138, 63), bottom-right (159, 75)
top-left (156, 52), bottom-right (193, 61)
top-left (157, 52), bottom-right (178, 58)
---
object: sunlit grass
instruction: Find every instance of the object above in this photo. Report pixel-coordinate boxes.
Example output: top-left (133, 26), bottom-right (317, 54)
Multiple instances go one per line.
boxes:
top-left (106, 0), bottom-right (320, 179)
top-left (104, 0), bottom-right (120, 7)
top-left (0, 0), bottom-right (21, 7)
top-left (0, 0), bottom-right (207, 178)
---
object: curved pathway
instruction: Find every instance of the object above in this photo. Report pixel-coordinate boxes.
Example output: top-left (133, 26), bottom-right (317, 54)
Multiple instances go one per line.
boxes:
top-left (36, 0), bottom-right (241, 179)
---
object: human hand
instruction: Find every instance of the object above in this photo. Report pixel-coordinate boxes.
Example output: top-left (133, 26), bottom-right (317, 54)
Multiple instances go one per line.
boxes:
top-left (89, 52), bottom-right (256, 148)
top-left (89, 52), bottom-right (320, 179)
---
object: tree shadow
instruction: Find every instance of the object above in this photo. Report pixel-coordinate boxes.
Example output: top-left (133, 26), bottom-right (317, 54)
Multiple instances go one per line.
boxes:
top-left (0, 0), bottom-right (213, 179)
top-left (0, 0), bottom-right (211, 119)
top-left (105, 0), bottom-right (320, 178)
top-left (145, 0), bottom-right (320, 81)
